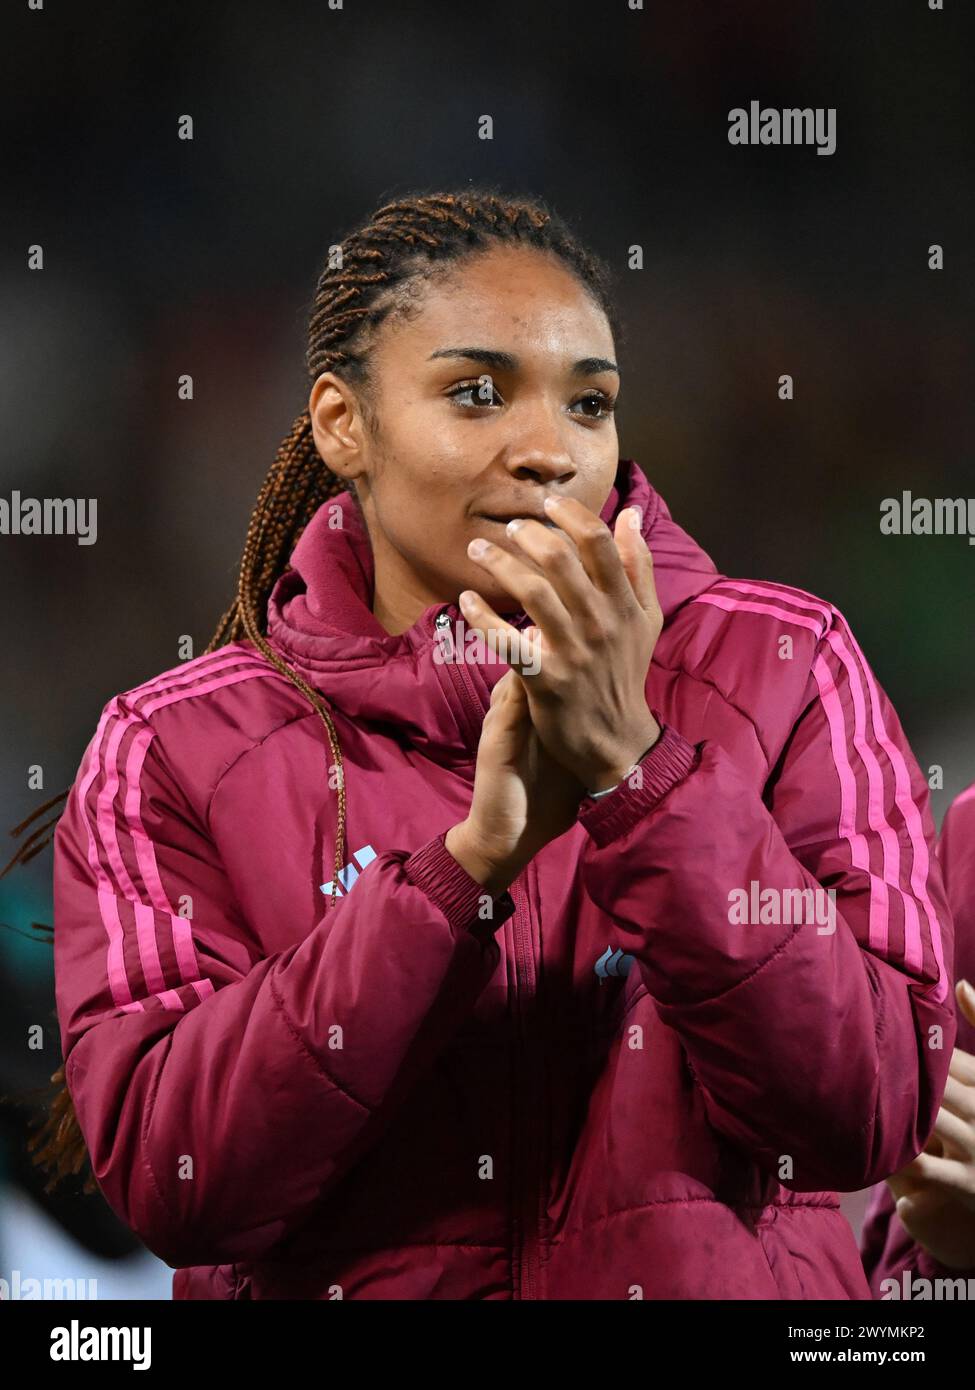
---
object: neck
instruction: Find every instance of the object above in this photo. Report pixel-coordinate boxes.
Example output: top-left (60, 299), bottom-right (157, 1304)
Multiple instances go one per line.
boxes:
top-left (369, 543), bottom-right (448, 636)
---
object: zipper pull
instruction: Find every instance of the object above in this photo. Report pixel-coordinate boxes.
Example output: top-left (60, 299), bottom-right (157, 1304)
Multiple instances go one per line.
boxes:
top-left (433, 608), bottom-right (458, 663)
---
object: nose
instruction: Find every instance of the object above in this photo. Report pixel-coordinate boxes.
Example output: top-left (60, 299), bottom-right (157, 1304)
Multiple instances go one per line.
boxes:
top-left (500, 406), bottom-right (577, 484)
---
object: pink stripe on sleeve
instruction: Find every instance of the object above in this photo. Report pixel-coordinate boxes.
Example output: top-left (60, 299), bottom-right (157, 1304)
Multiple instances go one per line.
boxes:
top-left (140, 664), bottom-right (291, 717)
top-left (79, 704), bottom-right (140, 1009)
top-left (98, 714), bottom-right (142, 902)
top-left (170, 914), bottom-right (201, 987)
top-left (124, 722), bottom-right (174, 916)
top-left (81, 653), bottom-right (290, 1014)
top-left (830, 624), bottom-right (949, 1003)
top-left (701, 583), bottom-right (948, 1001)
top-left (129, 649), bottom-right (281, 712)
top-left (811, 654), bottom-right (888, 950)
top-left (97, 887), bottom-right (135, 1008)
top-left (822, 629), bottom-right (908, 959)
top-left (712, 580), bottom-right (832, 629)
top-left (78, 702), bottom-right (121, 897)
top-left (695, 592), bottom-right (824, 634)
top-left (134, 901), bottom-right (166, 995)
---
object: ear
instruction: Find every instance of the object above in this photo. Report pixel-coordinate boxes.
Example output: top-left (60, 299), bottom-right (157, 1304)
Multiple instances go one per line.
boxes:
top-left (308, 372), bottom-right (369, 487)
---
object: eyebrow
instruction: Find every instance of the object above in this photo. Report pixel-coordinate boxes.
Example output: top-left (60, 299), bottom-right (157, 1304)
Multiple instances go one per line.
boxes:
top-left (427, 347), bottom-right (619, 376)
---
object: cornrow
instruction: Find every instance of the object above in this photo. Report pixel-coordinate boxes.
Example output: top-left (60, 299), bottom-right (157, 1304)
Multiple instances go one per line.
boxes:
top-left (2, 185), bottom-right (620, 1196)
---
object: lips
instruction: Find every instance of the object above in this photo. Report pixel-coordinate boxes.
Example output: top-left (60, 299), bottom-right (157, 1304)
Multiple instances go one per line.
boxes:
top-left (475, 513), bottom-right (558, 528)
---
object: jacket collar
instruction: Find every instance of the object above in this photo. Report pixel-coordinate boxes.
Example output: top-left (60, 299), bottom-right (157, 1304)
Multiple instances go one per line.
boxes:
top-left (265, 460), bottom-right (718, 765)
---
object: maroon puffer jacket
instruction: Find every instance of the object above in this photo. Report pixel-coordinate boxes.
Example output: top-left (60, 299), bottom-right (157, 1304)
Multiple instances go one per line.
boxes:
top-left (53, 459), bottom-right (955, 1299)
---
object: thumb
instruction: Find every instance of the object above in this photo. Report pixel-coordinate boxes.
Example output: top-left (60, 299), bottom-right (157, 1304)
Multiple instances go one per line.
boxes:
top-left (488, 668), bottom-right (516, 708)
top-left (489, 669), bottom-right (513, 701)
top-left (487, 668), bottom-right (528, 721)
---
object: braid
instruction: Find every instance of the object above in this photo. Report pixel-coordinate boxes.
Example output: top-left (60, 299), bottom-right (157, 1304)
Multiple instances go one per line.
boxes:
top-left (204, 407), bottom-right (350, 914)
top-left (3, 184), bottom-right (619, 1196)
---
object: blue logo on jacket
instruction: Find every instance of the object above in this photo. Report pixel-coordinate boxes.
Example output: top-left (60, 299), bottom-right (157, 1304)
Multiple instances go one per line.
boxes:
top-left (320, 845), bottom-right (378, 897)
top-left (595, 945), bottom-right (635, 979)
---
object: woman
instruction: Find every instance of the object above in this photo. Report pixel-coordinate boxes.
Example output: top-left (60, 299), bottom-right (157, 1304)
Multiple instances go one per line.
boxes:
top-left (22, 188), bottom-right (956, 1299)
top-left (860, 784), bottom-right (975, 1294)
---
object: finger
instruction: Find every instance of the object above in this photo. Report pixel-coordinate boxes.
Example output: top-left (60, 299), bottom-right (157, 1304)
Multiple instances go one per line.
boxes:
top-left (894, 1190), bottom-right (944, 1235)
top-left (931, 1098), bottom-right (975, 1161)
top-left (502, 517), bottom-right (599, 619)
top-left (924, 1131), bottom-right (946, 1159)
top-left (895, 1126), bottom-right (946, 1176)
top-left (941, 1072), bottom-right (975, 1126)
top-left (957, 978), bottom-right (975, 1029)
top-left (886, 1170), bottom-right (924, 1202)
top-left (458, 589), bottom-right (546, 680)
top-left (541, 495), bottom-right (633, 599)
top-left (466, 537), bottom-right (575, 645)
top-left (904, 1150), bottom-right (974, 1196)
top-left (613, 506), bottom-right (659, 617)
top-left (948, 1043), bottom-right (975, 1087)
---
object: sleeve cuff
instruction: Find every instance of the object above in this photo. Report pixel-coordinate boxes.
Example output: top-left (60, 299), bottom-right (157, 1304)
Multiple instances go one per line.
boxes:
top-left (403, 832), bottom-right (516, 942)
top-left (577, 722), bottom-right (699, 848)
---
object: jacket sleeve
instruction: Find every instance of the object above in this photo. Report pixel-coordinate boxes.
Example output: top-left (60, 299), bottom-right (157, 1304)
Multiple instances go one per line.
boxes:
top-left (860, 788), bottom-right (975, 1293)
top-left (54, 697), bottom-right (512, 1269)
top-left (576, 607), bottom-right (956, 1193)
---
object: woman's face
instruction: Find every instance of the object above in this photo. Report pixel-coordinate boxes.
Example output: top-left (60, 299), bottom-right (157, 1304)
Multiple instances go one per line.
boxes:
top-left (309, 243), bottom-right (621, 634)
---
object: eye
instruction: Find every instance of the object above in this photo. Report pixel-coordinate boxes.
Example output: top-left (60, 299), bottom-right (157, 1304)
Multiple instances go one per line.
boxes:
top-left (447, 376), bottom-right (503, 408)
top-left (445, 380), bottom-right (618, 418)
top-left (572, 391), bottom-right (618, 421)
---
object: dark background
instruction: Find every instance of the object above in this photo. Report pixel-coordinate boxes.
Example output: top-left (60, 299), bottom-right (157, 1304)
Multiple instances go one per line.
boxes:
top-left (1, 0), bottom-right (972, 1295)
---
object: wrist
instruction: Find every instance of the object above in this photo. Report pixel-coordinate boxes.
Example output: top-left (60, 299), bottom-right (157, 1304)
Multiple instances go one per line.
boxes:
top-left (584, 718), bottom-right (662, 794)
top-left (445, 822), bottom-right (523, 897)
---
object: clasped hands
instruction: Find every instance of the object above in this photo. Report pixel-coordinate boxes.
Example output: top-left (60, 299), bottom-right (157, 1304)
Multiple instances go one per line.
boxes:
top-left (444, 495), bottom-right (663, 894)
top-left (460, 494), bottom-right (662, 793)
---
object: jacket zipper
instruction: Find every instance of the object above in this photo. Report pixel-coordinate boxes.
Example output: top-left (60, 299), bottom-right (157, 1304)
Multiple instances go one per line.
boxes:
top-left (433, 609), bottom-right (488, 742)
top-left (433, 608), bottom-right (544, 1300)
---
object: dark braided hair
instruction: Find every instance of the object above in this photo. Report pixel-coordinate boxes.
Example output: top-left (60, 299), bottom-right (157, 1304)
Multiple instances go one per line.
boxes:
top-left (1, 185), bottom-right (621, 1198)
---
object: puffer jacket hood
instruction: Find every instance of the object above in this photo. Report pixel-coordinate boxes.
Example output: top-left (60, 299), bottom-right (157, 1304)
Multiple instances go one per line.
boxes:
top-left (52, 457), bottom-right (955, 1300)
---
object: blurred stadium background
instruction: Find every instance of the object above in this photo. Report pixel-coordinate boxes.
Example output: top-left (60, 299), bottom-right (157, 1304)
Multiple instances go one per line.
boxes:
top-left (1, 0), bottom-right (972, 1297)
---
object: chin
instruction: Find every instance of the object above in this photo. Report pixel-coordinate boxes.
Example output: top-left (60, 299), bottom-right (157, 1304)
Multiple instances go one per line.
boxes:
top-left (490, 592), bottom-right (526, 618)
top-left (452, 578), bottom-right (522, 617)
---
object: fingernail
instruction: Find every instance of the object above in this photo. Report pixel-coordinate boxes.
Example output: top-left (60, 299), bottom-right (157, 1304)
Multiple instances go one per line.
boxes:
top-left (628, 507), bottom-right (642, 531)
top-left (506, 518), bottom-right (524, 534)
top-left (543, 495), bottom-right (561, 512)
top-left (468, 538), bottom-right (488, 557)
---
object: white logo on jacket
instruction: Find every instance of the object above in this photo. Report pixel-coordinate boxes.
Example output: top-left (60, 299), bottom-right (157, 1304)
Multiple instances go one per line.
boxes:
top-left (320, 845), bottom-right (378, 897)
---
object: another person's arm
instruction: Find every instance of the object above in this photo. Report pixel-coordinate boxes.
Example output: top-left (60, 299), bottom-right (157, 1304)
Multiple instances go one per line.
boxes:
top-left (861, 789), bottom-right (975, 1293)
